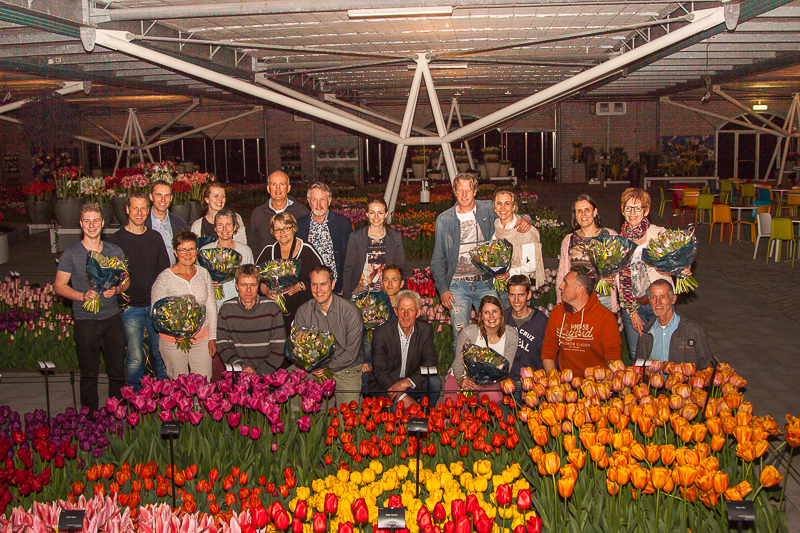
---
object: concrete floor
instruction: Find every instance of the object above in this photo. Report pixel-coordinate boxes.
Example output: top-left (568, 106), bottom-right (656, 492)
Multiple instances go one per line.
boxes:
top-left (1, 183), bottom-right (798, 529)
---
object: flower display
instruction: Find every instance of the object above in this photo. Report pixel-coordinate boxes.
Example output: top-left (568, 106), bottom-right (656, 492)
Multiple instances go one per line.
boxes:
top-left (469, 240), bottom-right (513, 292)
top-left (286, 327), bottom-right (336, 378)
top-left (580, 235), bottom-right (637, 295)
top-left (198, 247), bottom-right (242, 299)
top-left (171, 178), bottom-right (191, 205)
top-left (186, 171), bottom-right (213, 201)
top-left (462, 342), bottom-right (509, 385)
top-left (642, 229), bottom-right (698, 293)
top-left (22, 181), bottom-right (55, 202)
top-left (83, 251), bottom-right (129, 314)
top-left (351, 291), bottom-right (391, 340)
top-left (150, 296), bottom-right (206, 352)
top-left (139, 161), bottom-right (176, 183)
top-left (258, 259), bottom-right (300, 313)
top-left (53, 166), bottom-right (82, 199)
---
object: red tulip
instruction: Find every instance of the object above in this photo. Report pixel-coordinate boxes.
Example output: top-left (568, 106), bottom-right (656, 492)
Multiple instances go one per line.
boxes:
top-left (313, 512), bottom-right (327, 533)
top-left (451, 499), bottom-right (466, 519)
top-left (352, 499), bottom-right (369, 524)
top-left (525, 516), bottom-right (542, 533)
top-left (443, 521), bottom-right (455, 533)
top-left (243, 525), bottom-right (257, 533)
top-left (496, 484), bottom-right (512, 505)
top-left (275, 510), bottom-right (291, 530)
top-left (466, 494), bottom-right (480, 516)
top-left (293, 519), bottom-right (304, 533)
top-left (387, 495), bottom-right (402, 508)
top-left (295, 500), bottom-right (308, 520)
top-left (516, 488), bottom-right (531, 510)
top-left (476, 517), bottom-right (492, 533)
top-left (418, 508), bottom-right (433, 531)
top-left (338, 522), bottom-right (354, 533)
top-left (433, 502), bottom-right (446, 521)
top-left (252, 506), bottom-right (268, 528)
top-left (325, 493), bottom-right (338, 514)
top-left (455, 516), bottom-right (470, 533)
top-left (513, 526), bottom-right (525, 533)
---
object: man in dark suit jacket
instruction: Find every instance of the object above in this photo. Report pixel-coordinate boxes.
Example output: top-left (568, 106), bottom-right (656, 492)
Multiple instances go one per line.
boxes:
top-left (296, 182), bottom-right (352, 294)
top-left (369, 290), bottom-right (441, 408)
top-left (144, 180), bottom-right (189, 264)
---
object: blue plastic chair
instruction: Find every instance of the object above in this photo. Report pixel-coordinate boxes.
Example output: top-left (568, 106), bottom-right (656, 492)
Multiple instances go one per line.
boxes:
top-left (757, 188), bottom-right (772, 203)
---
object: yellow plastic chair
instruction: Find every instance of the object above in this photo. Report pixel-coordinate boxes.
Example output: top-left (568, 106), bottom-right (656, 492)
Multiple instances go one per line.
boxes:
top-left (679, 192), bottom-right (699, 226)
top-left (777, 193), bottom-right (800, 217)
top-left (740, 184), bottom-right (755, 205)
top-left (739, 205), bottom-right (770, 243)
top-left (695, 194), bottom-right (714, 225)
top-left (658, 187), bottom-right (671, 218)
top-left (766, 218), bottom-right (797, 265)
top-left (709, 204), bottom-right (737, 245)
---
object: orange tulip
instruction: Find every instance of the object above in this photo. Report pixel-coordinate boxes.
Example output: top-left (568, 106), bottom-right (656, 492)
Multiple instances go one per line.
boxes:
top-left (563, 434), bottom-right (576, 453)
top-left (712, 471), bottom-right (729, 494)
top-left (529, 446), bottom-right (543, 465)
top-left (660, 445), bottom-right (676, 466)
top-left (541, 452), bottom-right (561, 476)
top-left (630, 442), bottom-right (646, 462)
top-left (674, 465), bottom-right (697, 487)
top-left (724, 392), bottom-right (742, 410)
top-left (759, 465), bottom-right (784, 488)
top-left (540, 406), bottom-right (558, 427)
top-left (754, 439), bottom-right (769, 458)
top-left (650, 467), bottom-right (669, 490)
top-left (695, 473), bottom-right (713, 493)
top-left (630, 467), bottom-right (648, 490)
top-left (558, 475), bottom-right (575, 498)
top-left (579, 431), bottom-right (597, 449)
top-left (733, 425), bottom-right (753, 444)
top-left (531, 425), bottom-right (549, 447)
top-left (690, 424), bottom-right (707, 443)
top-left (735, 480), bottom-right (753, 499)
top-left (568, 448), bottom-right (586, 470)
top-left (645, 443), bottom-right (660, 464)
top-left (710, 434), bottom-right (725, 452)
top-left (606, 479), bottom-right (620, 496)
top-left (616, 465), bottom-right (630, 486)
top-left (597, 428), bottom-right (613, 446)
top-left (589, 443), bottom-right (607, 464)
top-left (736, 441), bottom-right (757, 462)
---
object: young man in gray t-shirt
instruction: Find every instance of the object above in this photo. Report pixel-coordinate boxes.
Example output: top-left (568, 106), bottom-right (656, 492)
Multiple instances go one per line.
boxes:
top-left (55, 203), bottom-right (129, 412)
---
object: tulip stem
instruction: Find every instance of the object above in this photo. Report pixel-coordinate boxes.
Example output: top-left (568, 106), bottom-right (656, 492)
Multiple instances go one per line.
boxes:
top-left (774, 446), bottom-right (794, 531)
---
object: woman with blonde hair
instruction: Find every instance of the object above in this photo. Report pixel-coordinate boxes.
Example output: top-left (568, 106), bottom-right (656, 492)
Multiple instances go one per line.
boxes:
top-left (190, 182), bottom-right (247, 246)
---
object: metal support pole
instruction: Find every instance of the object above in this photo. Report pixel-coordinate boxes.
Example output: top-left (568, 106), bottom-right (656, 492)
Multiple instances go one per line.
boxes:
top-left (420, 58), bottom-right (458, 182)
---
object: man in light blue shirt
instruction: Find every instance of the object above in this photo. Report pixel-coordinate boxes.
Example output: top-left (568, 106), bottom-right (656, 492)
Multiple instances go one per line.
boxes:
top-left (144, 180), bottom-right (188, 265)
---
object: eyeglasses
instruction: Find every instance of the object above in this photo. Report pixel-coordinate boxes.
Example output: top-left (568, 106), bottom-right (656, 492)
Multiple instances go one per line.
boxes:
top-left (623, 206), bottom-right (644, 213)
top-left (176, 247), bottom-right (197, 254)
top-left (273, 227), bottom-right (295, 234)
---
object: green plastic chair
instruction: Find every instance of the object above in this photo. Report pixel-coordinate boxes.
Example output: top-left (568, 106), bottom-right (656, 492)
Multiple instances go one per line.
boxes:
top-left (766, 218), bottom-right (797, 265)
top-left (720, 180), bottom-right (734, 204)
top-left (740, 184), bottom-right (755, 205)
top-left (695, 194), bottom-right (714, 225)
top-left (658, 187), bottom-right (671, 218)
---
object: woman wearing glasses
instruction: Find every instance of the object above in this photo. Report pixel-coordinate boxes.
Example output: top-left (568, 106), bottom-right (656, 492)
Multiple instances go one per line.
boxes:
top-left (151, 230), bottom-right (217, 379)
top-left (256, 212), bottom-right (323, 336)
top-left (616, 188), bottom-right (689, 359)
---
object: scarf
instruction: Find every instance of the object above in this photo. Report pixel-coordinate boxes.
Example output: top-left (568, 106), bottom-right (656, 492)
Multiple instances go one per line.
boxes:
top-left (618, 218), bottom-right (650, 312)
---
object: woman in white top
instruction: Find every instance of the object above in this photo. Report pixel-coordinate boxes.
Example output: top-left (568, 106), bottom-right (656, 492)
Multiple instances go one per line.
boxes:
top-left (200, 208), bottom-right (254, 309)
top-left (492, 188), bottom-right (546, 310)
top-left (151, 230), bottom-right (217, 379)
top-left (190, 182), bottom-right (247, 246)
top-left (448, 295), bottom-right (518, 404)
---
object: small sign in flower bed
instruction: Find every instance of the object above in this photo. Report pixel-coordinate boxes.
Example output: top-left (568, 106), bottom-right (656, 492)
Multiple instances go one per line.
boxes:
top-left (0, 359), bottom-right (795, 532)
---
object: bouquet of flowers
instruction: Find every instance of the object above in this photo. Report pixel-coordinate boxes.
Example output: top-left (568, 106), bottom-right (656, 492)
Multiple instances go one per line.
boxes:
top-left (580, 235), bottom-right (637, 295)
top-left (83, 251), bottom-right (129, 314)
top-left (286, 326), bottom-right (336, 379)
top-left (197, 247), bottom-right (242, 299)
top-left (351, 290), bottom-right (392, 341)
top-left (257, 259), bottom-right (300, 313)
top-left (470, 239), bottom-right (513, 291)
top-left (150, 296), bottom-right (206, 353)
top-left (462, 342), bottom-right (508, 385)
top-left (642, 229), bottom-right (698, 293)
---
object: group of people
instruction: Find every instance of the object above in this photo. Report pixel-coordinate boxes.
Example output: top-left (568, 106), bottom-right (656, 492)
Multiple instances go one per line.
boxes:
top-left (54, 169), bottom-right (712, 413)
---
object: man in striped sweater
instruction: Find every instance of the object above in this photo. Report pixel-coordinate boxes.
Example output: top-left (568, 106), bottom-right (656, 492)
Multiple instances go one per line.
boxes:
top-left (217, 265), bottom-right (286, 375)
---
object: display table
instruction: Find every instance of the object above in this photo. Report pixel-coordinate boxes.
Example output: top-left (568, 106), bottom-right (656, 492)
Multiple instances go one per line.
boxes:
top-left (643, 176), bottom-right (719, 189)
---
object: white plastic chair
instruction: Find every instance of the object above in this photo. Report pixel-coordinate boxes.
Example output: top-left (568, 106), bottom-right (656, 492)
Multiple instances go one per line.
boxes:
top-left (753, 212), bottom-right (772, 259)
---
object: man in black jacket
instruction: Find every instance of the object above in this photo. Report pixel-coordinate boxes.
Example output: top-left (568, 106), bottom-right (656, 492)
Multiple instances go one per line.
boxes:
top-left (249, 171), bottom-right (310, 254)
top-left (145, 180), bottom-right (188, 265)
top-left (369, 290), bottom-right (441, 408)
top-left (635, 279), bottom-right (713, 369)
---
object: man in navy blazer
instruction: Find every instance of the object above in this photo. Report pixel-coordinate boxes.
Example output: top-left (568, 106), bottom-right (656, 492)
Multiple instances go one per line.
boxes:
top-left (144, 179), bottom-right (189, 265)
top-left (368, 290), bottom-right (441, 408)
top-left (296, 182), bottom-right (352, 294)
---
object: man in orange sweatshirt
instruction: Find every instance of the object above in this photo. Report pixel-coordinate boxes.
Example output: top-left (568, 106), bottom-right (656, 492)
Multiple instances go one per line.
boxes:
top-left (542, 266), bottom-right (622, 376)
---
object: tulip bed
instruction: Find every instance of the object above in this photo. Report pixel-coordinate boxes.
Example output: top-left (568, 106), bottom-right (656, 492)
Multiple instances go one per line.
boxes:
top-left (1, 359), bottom-right (796, 533)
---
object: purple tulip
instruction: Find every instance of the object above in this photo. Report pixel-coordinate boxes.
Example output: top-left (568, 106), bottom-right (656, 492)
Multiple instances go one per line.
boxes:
top-left (297, 416), bottom-right (311, 432)
top-left (211, 409), bottom-right (224, 422)
top-left (271, 442), bottom-right (278, 452)
top-left (126, 413), bottom-right (140, 426)
top-left (270, 422), bottom-right (284, 434)
top-left (321, 379), bottom-right (336, 397)
top-left (240, 425), bottom-right (250, 437)
top-left (114, 406), bottom-right (127, 420)
top-left (80, 440), bottom-right (92, 452)
top-left (92, 447), bottom-right (103, 458)
top-left (158, 411), bottom-right (174, 422)
top-left (158, 397), bottom-right (176, 411)
top-left (227, 412), bottom-right (241, 428)
top-left (301, 396), bottom-right (320, 414)
top-left (189, 411), bottom-right (203, 425)
top-left (249, 427), bottom-right (262, 440)
top-left (176, 396), bottom-right (193, 412)
top-left (105, 397), bottom-right (121, 413)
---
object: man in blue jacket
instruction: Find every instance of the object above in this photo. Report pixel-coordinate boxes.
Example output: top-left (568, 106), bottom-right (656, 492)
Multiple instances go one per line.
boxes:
top-left (297, 182), bottom-right (352, 294)
top-left (431, 173), bottom-right (530, 353)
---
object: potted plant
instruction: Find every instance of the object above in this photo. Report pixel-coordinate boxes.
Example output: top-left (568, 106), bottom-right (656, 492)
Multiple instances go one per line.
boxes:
top-left (411, 154), bottom-right (427, 180)
top-left (187, 171), bottom-right (213, 221)
top-left (420, 180), bottom-right (431, 203)
top-left (22, 181), bottom-right (54, 224)
top-left (53, 166), bottom-right (83, 228)
top-left (169, 177), bottom-right (191, 222)
top-left (483, 147), bottom-right (501, 177)
top-left (453, 148), bottom-right (471, 173)
top-left (499, 159), bottom-right (512, 177)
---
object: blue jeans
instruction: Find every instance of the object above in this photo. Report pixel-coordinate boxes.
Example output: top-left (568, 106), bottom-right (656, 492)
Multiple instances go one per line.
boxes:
top-left (621, 303), bottom-right (656, 360)
top-left (497, 290), bottom-right (510, 312)
top-left (449, 278), bottom-right (498, 353)
top-left (121, 306), bottom-right (167, 390)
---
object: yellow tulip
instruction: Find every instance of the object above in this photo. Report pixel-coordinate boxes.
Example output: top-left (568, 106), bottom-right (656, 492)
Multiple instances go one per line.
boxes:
top-left (350, 471), bottom-right (363, 486)
top-left (296, 486), bottom-right (311, 500)
top-left (474, 477), bottom-right (489, 493)
top-left (370, 460), bottom-right (384, 476)
top-left (450, 462), bottom-right (465, 477)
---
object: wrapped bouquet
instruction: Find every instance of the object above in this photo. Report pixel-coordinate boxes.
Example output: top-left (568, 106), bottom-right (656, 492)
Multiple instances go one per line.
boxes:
top-left (470, 239), bottom-right (513, 291)
top-left (257, 259), bottom-right (300, 313)
top-left (580, 235), bottom-right (637, 295)
top-left (351, 290), bottom-right (392, 341)
top-left (150, 296), bottom-right (206, 353)
top-left (197, 247), bottom-right (242, 299)
top-left (462, 342), bottom-right (509, 385)
top-left (642, 229), bottom-right (698, 293)
top-left (84, 251), bottom-right (129, 314)
top-left (286, 327), bottom-right (336, 379)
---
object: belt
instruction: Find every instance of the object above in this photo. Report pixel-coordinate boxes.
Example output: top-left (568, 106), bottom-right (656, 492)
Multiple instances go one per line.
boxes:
top-left (636, 297), bottom-right (650, 305)
top-left (458, 275), bottom-right (489, 282)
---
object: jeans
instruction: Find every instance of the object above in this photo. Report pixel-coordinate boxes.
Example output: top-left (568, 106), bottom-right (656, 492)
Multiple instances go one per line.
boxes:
top-left (621, 303), bottom-right (656, 361)
top-left (449, 278), bottom-right (498, 353)
top-left (497, 290), bottom-right (510, 312)
top-left (73, 315), bottom-right (126, 412)
top-left (121, 305), bottom-right (167, 390)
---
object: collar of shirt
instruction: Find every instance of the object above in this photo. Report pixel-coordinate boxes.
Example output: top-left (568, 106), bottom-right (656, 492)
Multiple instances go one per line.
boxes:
top-left (269, 197), bottom-right (293, 213)
top-left (650, 311), bottom-right (680, 334)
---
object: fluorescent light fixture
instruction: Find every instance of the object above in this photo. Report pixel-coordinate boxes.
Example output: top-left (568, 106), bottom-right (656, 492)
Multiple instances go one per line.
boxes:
top-left (753, 103), bottom-right (768, 111)
top-left (348, 6), bottom-right (453, 18)
top-left (407, 63), bottom-right (467, 70)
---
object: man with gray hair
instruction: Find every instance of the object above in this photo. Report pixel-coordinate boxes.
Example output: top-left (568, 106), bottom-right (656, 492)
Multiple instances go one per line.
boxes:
top-left (368, 289), bottom-right (441, 407)
top-left (297, 182), bottom-right (352, 294)
top-left (249, 170), bottom-right (310, 253)
top-left (634, 279), bottom-right (712, 369)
